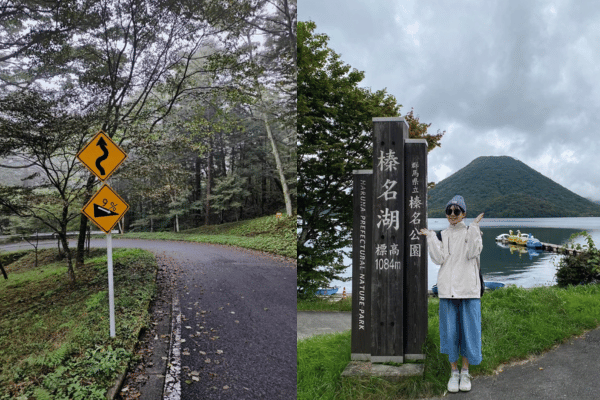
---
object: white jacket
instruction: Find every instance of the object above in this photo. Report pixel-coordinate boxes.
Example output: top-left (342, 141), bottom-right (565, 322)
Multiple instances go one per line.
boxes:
top-left (425, 221), bottom-right (483, 299)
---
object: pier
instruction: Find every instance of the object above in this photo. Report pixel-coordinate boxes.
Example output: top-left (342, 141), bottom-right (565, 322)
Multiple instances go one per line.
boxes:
top-left (540, 242), bottom-right (583, 256)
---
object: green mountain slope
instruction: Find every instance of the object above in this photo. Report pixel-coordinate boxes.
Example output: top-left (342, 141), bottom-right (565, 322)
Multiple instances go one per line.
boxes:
top-left (428, 156), bottom-right (600, 217)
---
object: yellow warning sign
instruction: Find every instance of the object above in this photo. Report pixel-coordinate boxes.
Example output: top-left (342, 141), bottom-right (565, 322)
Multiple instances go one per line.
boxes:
top-left (82, 184), bottom-right (129, 234)
top-left (77, 130), bottom-right (127, 181)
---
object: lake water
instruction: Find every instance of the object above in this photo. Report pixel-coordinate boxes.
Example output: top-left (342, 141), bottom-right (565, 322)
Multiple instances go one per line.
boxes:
top-left (330, 218), bottom-right (600, 293)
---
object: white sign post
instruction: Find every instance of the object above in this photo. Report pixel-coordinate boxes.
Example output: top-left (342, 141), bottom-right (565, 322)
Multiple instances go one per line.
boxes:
top-left (77, 131), bottom-right (128, 338)
top-left (107, 232), bottom-right (116, 337)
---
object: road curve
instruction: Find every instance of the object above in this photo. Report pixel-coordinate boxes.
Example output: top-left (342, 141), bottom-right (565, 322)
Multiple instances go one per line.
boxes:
top-left (2, 238), bottom-right (297, 399)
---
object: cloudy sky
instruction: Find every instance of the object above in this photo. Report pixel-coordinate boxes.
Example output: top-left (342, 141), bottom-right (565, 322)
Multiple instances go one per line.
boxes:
top-left (299, 0), bottom-right (600, 201)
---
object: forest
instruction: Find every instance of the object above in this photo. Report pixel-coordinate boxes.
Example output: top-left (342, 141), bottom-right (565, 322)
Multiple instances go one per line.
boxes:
top-left (0, 0), bottom-right (296, 283)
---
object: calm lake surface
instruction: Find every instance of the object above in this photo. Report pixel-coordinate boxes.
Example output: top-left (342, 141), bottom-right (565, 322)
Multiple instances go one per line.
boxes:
top-left (333, 218), bottom-right (600, 293)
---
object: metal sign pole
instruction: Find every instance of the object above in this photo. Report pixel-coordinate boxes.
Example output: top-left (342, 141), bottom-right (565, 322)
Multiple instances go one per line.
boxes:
top-left (107, 232), bottom-right (116, 338)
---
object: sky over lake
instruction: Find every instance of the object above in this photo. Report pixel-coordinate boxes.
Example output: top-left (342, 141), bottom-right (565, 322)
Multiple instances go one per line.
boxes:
top-left (299, 0), bottom-right (600, 201)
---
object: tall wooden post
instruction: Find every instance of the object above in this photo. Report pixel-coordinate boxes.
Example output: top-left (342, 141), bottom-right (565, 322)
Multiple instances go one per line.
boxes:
top-left (403, 139), bottom-right (428, 359)
top-left (351, 170), bottom-right (372, 360)
top-left (371, 117), bottom-right (408, 363)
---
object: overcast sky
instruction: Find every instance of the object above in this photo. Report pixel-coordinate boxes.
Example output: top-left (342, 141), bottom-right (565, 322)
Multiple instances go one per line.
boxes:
top-left (299, 0), bottom-right (600, 201)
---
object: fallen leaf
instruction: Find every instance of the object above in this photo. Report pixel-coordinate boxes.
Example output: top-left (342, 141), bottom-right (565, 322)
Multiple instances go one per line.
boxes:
top-left (223, 385), bottom-right (230, 390)
top-left (192, 376), bottom-right (200, 381)
top-left (216, 350), bottom-right (223, 354)
top-left (205, 358), bottom-right (211, 363)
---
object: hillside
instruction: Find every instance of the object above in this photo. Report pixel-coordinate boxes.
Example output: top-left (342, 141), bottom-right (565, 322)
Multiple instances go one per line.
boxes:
top-left (428, 156), bottom-right (600, 217)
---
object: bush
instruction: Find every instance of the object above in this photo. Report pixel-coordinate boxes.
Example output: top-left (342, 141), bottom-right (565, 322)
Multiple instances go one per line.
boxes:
top-left (556, 232), bottom-right (600, 287)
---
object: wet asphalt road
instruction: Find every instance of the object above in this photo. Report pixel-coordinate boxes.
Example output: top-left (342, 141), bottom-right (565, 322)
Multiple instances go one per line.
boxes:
top-left (2, 238), bottom-right (297, 399)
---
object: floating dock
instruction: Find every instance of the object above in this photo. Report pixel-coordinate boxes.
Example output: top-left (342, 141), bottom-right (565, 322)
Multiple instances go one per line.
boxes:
top-left (540, 242), bottom-right (583, 256)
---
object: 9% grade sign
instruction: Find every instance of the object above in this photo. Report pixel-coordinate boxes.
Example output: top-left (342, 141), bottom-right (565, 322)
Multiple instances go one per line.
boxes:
top-left (77, 130), bottom-right (129, 338)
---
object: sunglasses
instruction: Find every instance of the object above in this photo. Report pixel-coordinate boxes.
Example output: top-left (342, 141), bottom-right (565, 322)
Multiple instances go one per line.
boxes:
top-left (445, 207), bottom-right (464, 216)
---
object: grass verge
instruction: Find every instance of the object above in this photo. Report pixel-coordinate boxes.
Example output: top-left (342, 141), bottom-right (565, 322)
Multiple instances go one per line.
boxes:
top-left (298, 296), bottom-right (352, 312)
top-left (122, 214), bottom-right (296, 259)
top-left (298, 284), bottom-right (600, 399)
top-left (0, 247), bottom-right (157, 400)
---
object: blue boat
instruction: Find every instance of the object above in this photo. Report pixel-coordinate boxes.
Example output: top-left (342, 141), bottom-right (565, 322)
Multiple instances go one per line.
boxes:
top-left (431, 281), bottom-right (505, 295)
top-left (484, 282), bottom-right (505, 291)
top-left (316, 287), bottom-right (339, 296)
top-left (526, 235), bottom-right (543, 249)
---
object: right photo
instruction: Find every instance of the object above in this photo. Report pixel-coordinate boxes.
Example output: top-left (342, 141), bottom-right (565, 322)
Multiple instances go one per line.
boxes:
top-left (297, 1), bottom-right (600, 399)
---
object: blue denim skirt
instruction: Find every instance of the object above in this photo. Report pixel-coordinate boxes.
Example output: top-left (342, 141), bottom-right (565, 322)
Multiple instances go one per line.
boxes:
top-left (439, 298), bottom-right (482, 365)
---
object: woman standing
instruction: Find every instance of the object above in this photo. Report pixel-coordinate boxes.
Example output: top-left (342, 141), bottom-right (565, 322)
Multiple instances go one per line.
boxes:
top-left (419, 195), bottom-right (484, 393)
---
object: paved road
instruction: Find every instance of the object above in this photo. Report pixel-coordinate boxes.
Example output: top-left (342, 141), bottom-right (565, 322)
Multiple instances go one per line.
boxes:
top-left (297, 311), bottom-right (351, 341)
top-left (2, 238), bottom-right (297, 399)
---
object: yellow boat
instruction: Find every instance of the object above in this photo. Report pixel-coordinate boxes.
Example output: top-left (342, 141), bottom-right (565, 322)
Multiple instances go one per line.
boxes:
top-left (515, 233), bottom-right (531, 246)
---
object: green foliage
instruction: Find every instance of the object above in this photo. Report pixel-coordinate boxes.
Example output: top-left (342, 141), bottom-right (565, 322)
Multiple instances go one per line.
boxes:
top-left (124, 214), bottom-right (296, 258)
top-left (297, 21), bottom-right (443, 297)
top-left (297, 296), bottom-right (352, 312)
top-left (428, 156), bottom-right (600, 217)
top-left (0, 248), bottom-right (156, 399)
top-left (556, 232), bottom-right (600, 287)
top-left (298, 285), bottom-right (600, 399)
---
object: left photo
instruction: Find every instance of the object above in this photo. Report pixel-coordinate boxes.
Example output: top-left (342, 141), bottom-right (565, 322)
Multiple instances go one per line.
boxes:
top-left (0, 1), bottom-right (297, 399)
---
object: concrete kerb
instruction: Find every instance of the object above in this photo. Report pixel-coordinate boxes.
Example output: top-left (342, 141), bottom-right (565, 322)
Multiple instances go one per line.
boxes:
top-left (341, 361), bottom-right (425, 382)
top-left (106, 264), bottom-right (172, 400)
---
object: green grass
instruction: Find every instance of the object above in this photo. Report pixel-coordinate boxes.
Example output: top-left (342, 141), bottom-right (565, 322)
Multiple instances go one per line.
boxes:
top-left (298, 284), bottom-right (600, 399)
top-left (0, 247), bottom-right (157, 400)
top-left (122, 214), bottom-right (296, 258)
top-left (298, 296), bottom-right (353, 312)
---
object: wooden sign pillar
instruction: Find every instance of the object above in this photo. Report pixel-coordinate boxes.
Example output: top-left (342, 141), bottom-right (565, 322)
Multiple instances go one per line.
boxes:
top-left (351, 170), bottom-right (372, 361)
top-left (403, 139), bottom-right (428, 359)
top-left (371, 118), bottom-right (408, 363)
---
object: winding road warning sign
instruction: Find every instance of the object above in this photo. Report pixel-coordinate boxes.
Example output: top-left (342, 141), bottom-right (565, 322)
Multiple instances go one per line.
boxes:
top-left (77, 130), bottom-right (127, 181)
top-left (81, 184), bottom-right (130, 234)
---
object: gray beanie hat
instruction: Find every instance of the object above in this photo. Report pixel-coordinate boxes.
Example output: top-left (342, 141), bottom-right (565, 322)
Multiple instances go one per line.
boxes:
top-left (446, 195), bottom-right (466, 213)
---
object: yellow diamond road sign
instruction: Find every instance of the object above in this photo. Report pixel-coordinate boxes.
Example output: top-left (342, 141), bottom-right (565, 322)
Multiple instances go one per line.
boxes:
top-left (82, 184), bottom-right (130, 234)
top-left (77, 130), bottom-right (127, 181)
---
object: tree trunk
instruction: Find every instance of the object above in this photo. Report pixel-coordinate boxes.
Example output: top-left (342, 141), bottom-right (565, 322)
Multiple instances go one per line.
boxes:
top-left (195, 156), bottom-right (202, 225)
top-left (59, 232), bottom-right (75, 284)
top-left (262, 113), bottom-right (293, 216)
top-left (205, 138), bottom-right (213, 225)
top-left (0, 259), bottom-right (7, 280)
top-left (76, 174), bottom-right (96, 268)
top-left (175, 214), bottom-right (179, 232)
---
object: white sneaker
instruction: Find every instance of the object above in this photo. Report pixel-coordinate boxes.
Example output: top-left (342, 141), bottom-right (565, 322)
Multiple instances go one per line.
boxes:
top-left (447, 370), bottom-right (460, 393)
top-left (459, 370), bottom-right (472, 391)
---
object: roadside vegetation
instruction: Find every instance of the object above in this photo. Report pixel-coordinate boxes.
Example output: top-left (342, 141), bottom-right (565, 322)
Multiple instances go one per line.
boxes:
top-left (299, 233), bottom-right (600, 399)
top-left (298, 284), bottom-right (600, 399)
top-left (297, 296), bottom-right (352, 312)
top-left (122, 214), bottom-right (296, 259)
top-left (0, 248), bottom-right (157, 400)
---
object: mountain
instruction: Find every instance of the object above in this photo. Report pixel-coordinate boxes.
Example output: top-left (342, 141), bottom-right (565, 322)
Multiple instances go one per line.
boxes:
top-left (427, 156), bottom-right (600, 218)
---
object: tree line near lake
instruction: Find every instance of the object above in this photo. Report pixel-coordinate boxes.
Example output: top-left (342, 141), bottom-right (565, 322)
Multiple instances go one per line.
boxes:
top-left (0, 0), bottom-right (296, 284)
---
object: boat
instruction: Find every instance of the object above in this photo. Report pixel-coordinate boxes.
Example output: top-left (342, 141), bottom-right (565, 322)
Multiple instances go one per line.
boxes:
top-left (431, 282), bottom-right (505, 295)
top-left (495, 233), bottom-right (509, 243)
top-left (484, 282), bottom-right (505, 291)
top-left (526, 235), bottom-right (543, 249)
top-left (515, 232), bottom-right (531, 246)
top-left (316, 286), bottom-right (339, 296)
